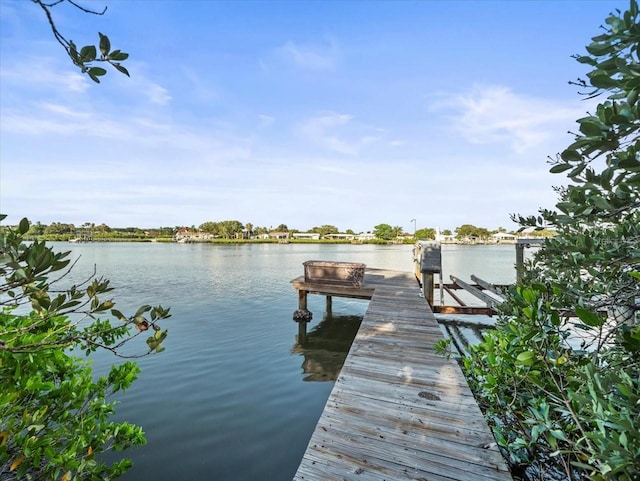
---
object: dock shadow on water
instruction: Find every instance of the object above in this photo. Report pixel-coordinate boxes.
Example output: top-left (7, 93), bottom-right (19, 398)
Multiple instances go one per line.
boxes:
top-left (292, 314), bottom-right (362, 382)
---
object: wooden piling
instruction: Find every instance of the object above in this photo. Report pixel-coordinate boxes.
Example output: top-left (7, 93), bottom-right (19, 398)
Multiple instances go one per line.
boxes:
top-left (413, 241), bottom-right (442, 308)
top-left (423, 272), bottom-right (435, 307)
top-left (515, 243), bottom-right (525, 283)
top-left (298, 289), bottom-right (308, 310)
top-left (516, 239), bottom-right (543, 283)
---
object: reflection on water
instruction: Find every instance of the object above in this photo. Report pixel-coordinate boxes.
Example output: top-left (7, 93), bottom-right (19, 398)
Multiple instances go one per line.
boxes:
top-left (292, 313), bottom-right (362, 382)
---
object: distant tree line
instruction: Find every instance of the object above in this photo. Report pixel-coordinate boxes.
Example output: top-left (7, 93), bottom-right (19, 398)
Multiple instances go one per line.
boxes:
top-left (6, 219), bottom-right (542, 243)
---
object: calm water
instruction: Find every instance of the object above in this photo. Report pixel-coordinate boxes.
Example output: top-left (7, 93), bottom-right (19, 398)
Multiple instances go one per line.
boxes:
top-left (50, 242), bottom-right (521, 481)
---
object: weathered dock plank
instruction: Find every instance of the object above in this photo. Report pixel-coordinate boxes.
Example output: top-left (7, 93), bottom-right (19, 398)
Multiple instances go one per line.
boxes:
top-left (293, 269), bottom-right (511, 481)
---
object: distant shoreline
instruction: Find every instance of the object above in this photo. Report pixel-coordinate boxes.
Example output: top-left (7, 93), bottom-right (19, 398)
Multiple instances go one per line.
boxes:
top-left (32, 236), bottom-right (533, 246)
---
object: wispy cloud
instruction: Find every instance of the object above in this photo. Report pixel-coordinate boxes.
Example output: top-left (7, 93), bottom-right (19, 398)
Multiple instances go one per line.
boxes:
top-left (0, 56), bottom-right (90, 94)
top-left (108, 61), bottom-right (172, 106)
top-left (257, 114), bottom-right (275, 129)
top-left (297, 111), bottom-right (357, 154)
top-left (146, 83), bottom-right (172, 105)
top-left (2, 97), bottom-right (253, 175)
top-left (430, 85), bottom-right (584, 154)
top-left (0, 55), bottom-right (172, 110)
top-left (41, 103), bottom-right (91, 119)
top-left (180, 66), bottom-right (221, 103)
top-left (273, 37), bottom-right (340, 71)
top-left (296, 112), bottom-right (392, 156)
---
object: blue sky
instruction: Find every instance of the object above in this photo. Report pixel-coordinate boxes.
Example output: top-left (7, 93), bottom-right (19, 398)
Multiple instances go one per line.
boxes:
top-left (0, 0), bottom-right (619, 233)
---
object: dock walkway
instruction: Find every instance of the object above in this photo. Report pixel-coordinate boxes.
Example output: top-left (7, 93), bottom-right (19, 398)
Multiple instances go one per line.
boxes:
top-left (293, 268), bottom-right (512, 481)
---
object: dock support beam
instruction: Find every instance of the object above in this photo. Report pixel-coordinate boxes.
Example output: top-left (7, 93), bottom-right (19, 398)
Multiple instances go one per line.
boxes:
top-left (422, 272), bottom-right (435, 308)
top-left (299, 290), bottom-right (308, 310)
top-left (516, 239), bottom-right (543, 283)
top-left (515, 243), bottom-right (525, 283)
top-left (326, 296), bottom-right (332, 317)
top-left (413, 241), bottom-right (442, 308)
top-left (293, 290), bottom-right (312, 344)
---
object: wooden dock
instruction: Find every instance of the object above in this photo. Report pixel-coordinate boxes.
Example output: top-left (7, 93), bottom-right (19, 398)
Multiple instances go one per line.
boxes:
top-left (292, 268), bottom-right (512, 481)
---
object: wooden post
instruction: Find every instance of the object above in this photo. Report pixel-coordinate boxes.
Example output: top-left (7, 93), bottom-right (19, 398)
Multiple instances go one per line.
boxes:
top-left (326, 295), bottom-right (332, 317)
top-left (294, 290), bottom-right (312, 345)
top-left (415, 241), bottom-right (441, 308)
top-left (422, 272), bottom-right (434, 308)
top-left (293, 308), bottom-right (312, 344)
top-left (516, 239), bottom-right (544, 283)
top-left (515, 243), bottom-right (525, 284)
top-left (299, 290), bottom-right (308, 310)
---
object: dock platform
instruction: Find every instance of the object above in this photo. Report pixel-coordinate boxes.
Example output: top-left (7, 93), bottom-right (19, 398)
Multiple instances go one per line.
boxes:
top-left (292, 268), bottom-right (512, 481)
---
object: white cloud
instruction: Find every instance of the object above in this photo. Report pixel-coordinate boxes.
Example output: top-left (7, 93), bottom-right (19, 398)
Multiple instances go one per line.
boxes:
top-left (296, 112), bottom-right (393, 156)
top-left (2, 101), bottom-right (240, 157)
top-left (41, 103), bottom-right (91, 119)
top-left (274, 38), bottom-right (339, 71)
top-left (109, 61), bottom-right (173, 106)
top-left (257, 114), bottom-right (275, 129)
top-left (0, 56), bottom-right (90, 93)
top-left (180, 66), bottom-right (221, 103)
top-left (0, 55), bottom-right (172, 110)
top-left (146, 83), bottom-right (172, 105)
top-left (430, 85), bottom-right (584, 154)
top-left (297, 111), bottom-right (356, 154)
top-left (311, 162), bottom-right (355, 176)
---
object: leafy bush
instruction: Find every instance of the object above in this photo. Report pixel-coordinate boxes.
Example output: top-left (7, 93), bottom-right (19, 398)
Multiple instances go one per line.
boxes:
top-left (463, 2), bottom-right (640, 480)
top-left (465, 284), bottom-right (639, 480)
top-left (1, 217), bottom-right (172, 480)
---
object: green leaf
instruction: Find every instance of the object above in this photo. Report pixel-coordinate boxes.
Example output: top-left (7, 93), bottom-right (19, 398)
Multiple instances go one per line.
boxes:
top-left (586, 42), bottom-right (614, 56)
top-left (619, 431), bottom-right (628, 449)
top-left (550, 163), bottom-right (574, 174)
top-left (579, 120), bottom-right (604, 137)
top-left (549, 429), bottom-right (568, 441)
top-left (134, 305), bottom-right (151, 318)
top-left (112, 63), bottom-right (130, 77)
top-left (575, 55), bottom-right (597, 65)
top-left (589, 74), bottom-right (619, 89)
top-left (88, 67), bottom-right (107, 77)
top-left (568, 164), bottom-right (586, 178)
top-left (560, 149), bottom-right (582, 162)
top-left (593, 196), bottom-right (611, 210)
top-left (618, 156), bottom-right (640, 168)
top-left (609, 114), bottom-right (628, 125)
top-left (18, 217), bottom-right (29, 234)
top-left (516, 351), bottom-right (535, 363)
top-left (601, 167), bottom-right (614, 186)
top-left (575, 307), bottom-right (605, 327)
top-left (99, 33), bottom-right (111, 57)
top-left (110, 309), bottom-right (127, 321)
top-left (79, 45), bottom-right (97, 62)
top-left (108, 51), bottom-right (129, 61)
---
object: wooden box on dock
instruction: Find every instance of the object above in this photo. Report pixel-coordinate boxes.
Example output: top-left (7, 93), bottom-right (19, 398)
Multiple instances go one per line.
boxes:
top-left (303, 261), bottom-right (366, 287)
